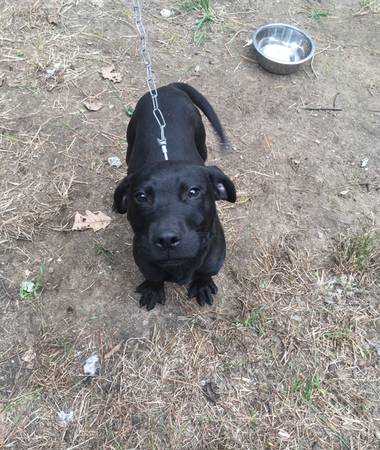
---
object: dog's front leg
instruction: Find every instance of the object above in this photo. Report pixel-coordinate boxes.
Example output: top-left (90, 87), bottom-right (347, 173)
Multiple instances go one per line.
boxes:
top-left (188, 276), bottom-right (218, 306)
top-left (136, 280), bottom-right (165, 311)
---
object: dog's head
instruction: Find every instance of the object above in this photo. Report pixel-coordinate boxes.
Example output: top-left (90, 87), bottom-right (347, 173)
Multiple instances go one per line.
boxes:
top-left (113, 162), bottom-right (236, 265)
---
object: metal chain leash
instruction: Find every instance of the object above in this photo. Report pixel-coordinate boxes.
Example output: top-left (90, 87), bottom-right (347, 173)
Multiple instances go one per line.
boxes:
top-left (132, 0), bottom-right (168, 160)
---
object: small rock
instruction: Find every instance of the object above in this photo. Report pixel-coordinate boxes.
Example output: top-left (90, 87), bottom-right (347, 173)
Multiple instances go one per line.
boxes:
top-left (194, 64), bottom-right (200, 73)
top-left (201, 380), bottom-right (219, 404)
top-left (339, 190), bottom-right (349, 197)
top-left (108, 156), bottom-right (122, 168)
top-left (160, 8), bottom-right (172, 18)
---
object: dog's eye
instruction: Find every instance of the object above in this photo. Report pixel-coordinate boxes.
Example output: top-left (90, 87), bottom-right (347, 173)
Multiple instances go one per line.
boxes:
top-left (188, 187), bottom-right (200, 198)
top-left (135, 192), bottom-right (148, 203)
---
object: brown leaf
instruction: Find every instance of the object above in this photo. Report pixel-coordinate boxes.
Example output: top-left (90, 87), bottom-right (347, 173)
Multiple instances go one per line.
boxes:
top-left (72, 210), bottom-right (111, 232)
top-left (83, 97), bottom-right (104, 111)
top-left (100, 65), bottom-right (122, 83)
top-left (22, 348), bottom-right (36, 369)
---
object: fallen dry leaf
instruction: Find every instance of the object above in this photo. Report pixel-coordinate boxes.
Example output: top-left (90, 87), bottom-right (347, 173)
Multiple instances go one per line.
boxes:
top-left (83, 97), bottom-right (104, 111)
top-left (72, 210), bottom-right (111, 232)
top-left (22, 348), bottom-right (36, 369)
top-left (100, 65), bottom-right (122, 83)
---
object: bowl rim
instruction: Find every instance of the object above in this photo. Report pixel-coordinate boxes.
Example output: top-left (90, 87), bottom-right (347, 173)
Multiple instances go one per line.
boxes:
top-left (252, 23), bottom-right (316, 66)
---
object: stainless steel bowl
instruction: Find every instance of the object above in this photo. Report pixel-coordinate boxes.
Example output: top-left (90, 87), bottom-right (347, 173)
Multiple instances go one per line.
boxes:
top-left (252, 23), bottom-right (315, 75)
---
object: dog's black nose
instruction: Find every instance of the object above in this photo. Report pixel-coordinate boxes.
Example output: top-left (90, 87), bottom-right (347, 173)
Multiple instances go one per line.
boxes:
top-left (154, 231), bottom-right (181, 249)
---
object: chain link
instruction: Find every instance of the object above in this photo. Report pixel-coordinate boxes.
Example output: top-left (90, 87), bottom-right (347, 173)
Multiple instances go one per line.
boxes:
top-left (132, 0), bottom-right (168, 160)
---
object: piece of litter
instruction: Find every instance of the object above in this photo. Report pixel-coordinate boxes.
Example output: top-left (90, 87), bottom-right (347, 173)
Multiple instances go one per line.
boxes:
top-left (160, 8), bottom-right (172, 18)
top-left (46, 63), bottom-right (65, 78)
top-left (368, 341), bottom-right (380, 357)
top-left (72, 211), bottom-right (111, 232)
top-left (360, 158), bottom-right (369, 168)
top-left (83, 97), bottom-right (104, 111)
top-left (244, 39), bottom-right (253, 47)
top-left (57, 410), bottom-right (74, 426)
top-left (290, 315), bottom-right (302, 322)
top-left (126, 105), bottom-right (135, 117)
top-left (108, 156), bottom-right (122, 168)
top-left (100, 65), bottom-right (122, 83)
top-left (20, 281), bottom-right (35, 294)
top-left (278, 430), bottom-right (291, 440)
top-left (339, 190), bottom-right (349, 197)
top-left (83, 354), bottom-right (100, 376)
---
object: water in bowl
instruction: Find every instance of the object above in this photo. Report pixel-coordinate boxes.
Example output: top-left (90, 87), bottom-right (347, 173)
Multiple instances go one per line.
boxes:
top-left (260, 38), bottom-right (305, 63)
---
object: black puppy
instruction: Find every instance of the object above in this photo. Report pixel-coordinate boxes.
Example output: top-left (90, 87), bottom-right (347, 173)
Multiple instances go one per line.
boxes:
top-left (114, 83), bottom-right (236, 310)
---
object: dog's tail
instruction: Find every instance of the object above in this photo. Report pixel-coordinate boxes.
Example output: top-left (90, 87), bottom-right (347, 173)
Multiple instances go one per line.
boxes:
top-left (170, 82), bottom-right (228, 148)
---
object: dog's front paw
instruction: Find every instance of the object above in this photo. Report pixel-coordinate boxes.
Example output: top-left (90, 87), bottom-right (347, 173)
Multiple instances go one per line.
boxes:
top-left (188, 277), bottom-right (218, 306)
top-left (136, 280), bottom-right (165, 311)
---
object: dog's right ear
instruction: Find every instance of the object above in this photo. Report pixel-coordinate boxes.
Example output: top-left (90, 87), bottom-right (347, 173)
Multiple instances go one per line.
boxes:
top-left (113, 175), bottom-right (132, 214)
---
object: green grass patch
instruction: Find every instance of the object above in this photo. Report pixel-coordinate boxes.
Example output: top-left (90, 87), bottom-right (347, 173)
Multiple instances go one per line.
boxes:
top-left (336, 231), bottom-right (377, 273)
top-left (234, 304), bottom-right (267, 336)
top-left (289, 372), bottom-right (323, 402)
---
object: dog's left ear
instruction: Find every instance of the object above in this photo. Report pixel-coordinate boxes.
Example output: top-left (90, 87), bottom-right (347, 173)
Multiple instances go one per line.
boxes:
top-left (205, 166), bottom-right (236, 203)
top-left (113, 175), bottom-right (132, 214)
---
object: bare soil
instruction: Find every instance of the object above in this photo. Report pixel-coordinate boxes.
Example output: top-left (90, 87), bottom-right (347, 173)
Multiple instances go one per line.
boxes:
top-left (0, 1), bottom-right (379, 449)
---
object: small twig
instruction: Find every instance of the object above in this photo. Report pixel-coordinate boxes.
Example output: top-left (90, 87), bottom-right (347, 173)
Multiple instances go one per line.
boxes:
top-left (303, 107), bottom-right (342, 112)
top-left (241, 55), bottom-right (258, 64)
top-left (332, 92), bottom-right (340, 108)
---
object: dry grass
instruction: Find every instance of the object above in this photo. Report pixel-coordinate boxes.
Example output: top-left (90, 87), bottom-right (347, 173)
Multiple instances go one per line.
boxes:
top-left (0, 0), bottom-right (379, 449)
top-left (1, 237), bottom-right (378, 449)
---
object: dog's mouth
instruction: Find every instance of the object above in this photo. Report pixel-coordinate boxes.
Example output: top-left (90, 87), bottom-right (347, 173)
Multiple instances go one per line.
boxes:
top-left (157, 258), bottom-right (190, 267)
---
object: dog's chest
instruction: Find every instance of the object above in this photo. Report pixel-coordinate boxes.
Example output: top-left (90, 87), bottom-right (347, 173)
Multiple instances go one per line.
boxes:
top-left (162, 264), bottom-right (196, 285)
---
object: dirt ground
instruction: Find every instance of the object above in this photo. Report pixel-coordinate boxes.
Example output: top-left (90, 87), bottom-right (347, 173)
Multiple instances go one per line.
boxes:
top-left (0, 0), bottom-right (379, 449)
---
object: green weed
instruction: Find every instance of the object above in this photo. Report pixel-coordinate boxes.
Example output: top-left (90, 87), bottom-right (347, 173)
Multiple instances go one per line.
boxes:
top-left (19, 262), bottom-right (45, 299)
top-left (178, 0), bottom-right (216, 45)
top-left (310, 8), bottom-right (329, 19)
top-left (95, 243), bottom-right (112, 259)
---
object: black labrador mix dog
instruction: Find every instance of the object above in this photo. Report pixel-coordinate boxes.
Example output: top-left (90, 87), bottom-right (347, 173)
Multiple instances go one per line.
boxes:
top-left (114, 83), bottom-right (236, 310)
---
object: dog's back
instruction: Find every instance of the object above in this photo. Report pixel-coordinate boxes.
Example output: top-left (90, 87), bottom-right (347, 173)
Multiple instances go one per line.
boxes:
top-left (126, 83), bottom-right (226, 172)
